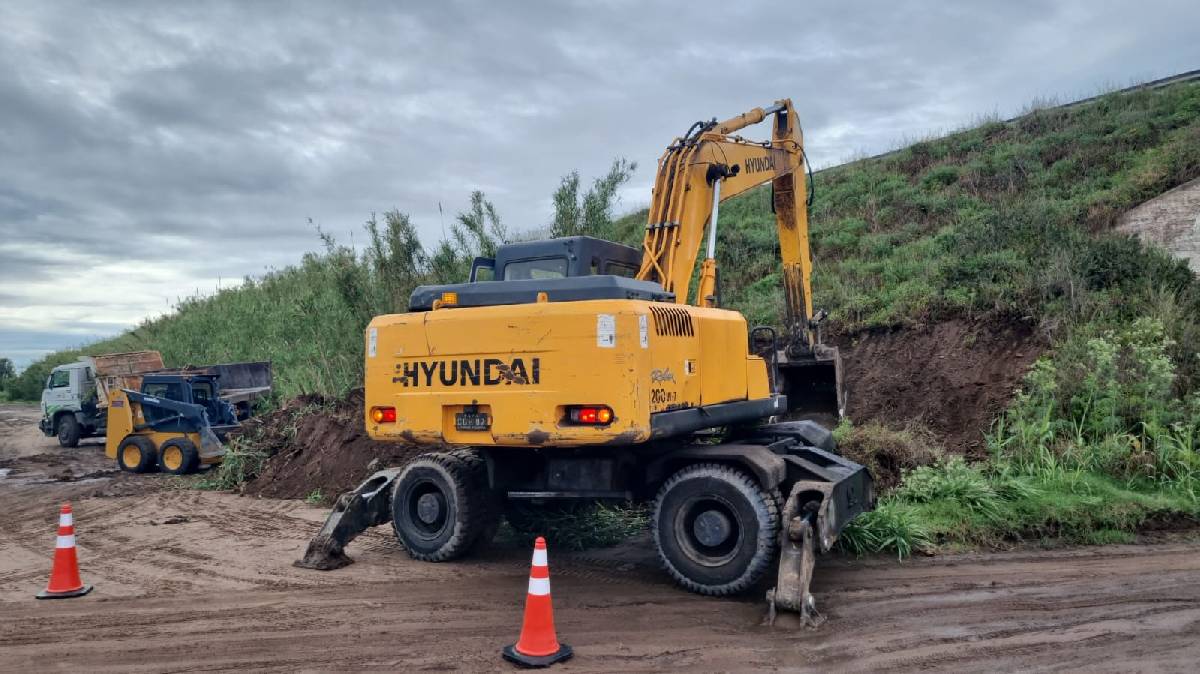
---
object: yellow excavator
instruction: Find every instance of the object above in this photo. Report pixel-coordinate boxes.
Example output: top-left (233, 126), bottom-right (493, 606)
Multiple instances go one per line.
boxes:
top-left (299, 99), bottom-right (873, 624)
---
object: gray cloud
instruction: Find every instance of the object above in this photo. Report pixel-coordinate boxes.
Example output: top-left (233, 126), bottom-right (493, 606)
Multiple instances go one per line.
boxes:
top-left (1, 0), bottom-right (1198, 369)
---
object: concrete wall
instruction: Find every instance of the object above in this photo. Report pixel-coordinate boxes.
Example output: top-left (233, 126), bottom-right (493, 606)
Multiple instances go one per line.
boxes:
top-left (1116, 177), bottom-right (1200, 272)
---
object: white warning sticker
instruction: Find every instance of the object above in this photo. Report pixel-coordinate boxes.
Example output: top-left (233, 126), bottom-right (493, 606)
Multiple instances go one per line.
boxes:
top-left (368, 327), bottom-right (378, 358)
top-left (597, 314), bottom-right (616, 348)
top-left (638, 314), bottom-right (649, 349)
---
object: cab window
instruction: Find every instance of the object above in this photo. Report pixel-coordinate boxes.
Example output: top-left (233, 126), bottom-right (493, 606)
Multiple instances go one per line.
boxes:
top-left (503, 257), bottom-right (568, 280)
top-left (142, 382), bottom-right (186, 402)
top-left (605, 261), bottom-right (638, 278)
top-left (48, 370), bottom-right (70, 388)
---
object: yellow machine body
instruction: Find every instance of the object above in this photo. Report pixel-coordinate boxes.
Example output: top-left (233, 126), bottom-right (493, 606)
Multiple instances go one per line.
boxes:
top-left (365, 299), bottom-right (772, 446)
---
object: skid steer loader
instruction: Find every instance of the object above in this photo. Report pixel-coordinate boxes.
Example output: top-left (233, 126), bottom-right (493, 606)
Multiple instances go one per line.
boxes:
top-left (105, 370), bottom-right (266, 475)
top-left (299, 99), bottom-right (874, 624)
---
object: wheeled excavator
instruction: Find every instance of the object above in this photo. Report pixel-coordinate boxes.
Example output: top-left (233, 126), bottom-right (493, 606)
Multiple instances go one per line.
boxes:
top-left (298, 99), bottom-right (874, 623)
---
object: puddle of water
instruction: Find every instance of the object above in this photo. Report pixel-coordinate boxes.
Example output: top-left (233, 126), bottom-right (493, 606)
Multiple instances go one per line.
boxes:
top-left (0, 468), bottom-right (10, 478)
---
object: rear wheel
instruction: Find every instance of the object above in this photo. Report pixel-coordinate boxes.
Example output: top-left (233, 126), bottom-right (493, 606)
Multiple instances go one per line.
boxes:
top-left (448, 448), bottom-right (501, 551)
top-left (391, 453), bottom-right (488, 561)
top-left (57, 416), bottom-right (80, 448)
top-left (158, 437), bottom-right (201, 475)
top-left (116, 436), bottom-right (157, 473)
top-left (652, 463), bottom-right (780, 596)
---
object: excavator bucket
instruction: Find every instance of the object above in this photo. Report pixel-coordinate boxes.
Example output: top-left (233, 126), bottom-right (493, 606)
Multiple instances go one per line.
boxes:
top-left (777, 344), bottom-right (844, 425)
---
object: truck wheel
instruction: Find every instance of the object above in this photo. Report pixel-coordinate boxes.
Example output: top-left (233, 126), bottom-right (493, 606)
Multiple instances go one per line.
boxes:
top-left (391, 453), bottom-right (487, 562)
top-left (158, 438), bottom-right (201, 475)
top-left (652, 463), bottom-right (780, 596)
top-left (116, 436), bottom-right (158, 473)
top-left (57, 416), bottom-right (81, 448)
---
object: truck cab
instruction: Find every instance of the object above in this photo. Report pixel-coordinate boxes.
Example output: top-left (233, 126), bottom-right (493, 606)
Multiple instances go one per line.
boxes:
top-left (39, 360), bottom-right (102, 447)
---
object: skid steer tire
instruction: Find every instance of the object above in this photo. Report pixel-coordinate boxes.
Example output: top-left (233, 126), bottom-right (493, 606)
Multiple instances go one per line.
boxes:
top-left (157, 437), bottom-right (201, 475)
top-left (653, 463), bottom-right (780, 596)
top-left (57, 415), bottom-right (81, 448)
top-left (391, 453), bottom-right (486, 562)
top-left (116, 436), bottom-right (158, 473)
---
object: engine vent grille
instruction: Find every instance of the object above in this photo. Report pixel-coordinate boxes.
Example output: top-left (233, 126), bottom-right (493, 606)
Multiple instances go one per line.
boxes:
top-left (649, 305), bottom-right (695, 337)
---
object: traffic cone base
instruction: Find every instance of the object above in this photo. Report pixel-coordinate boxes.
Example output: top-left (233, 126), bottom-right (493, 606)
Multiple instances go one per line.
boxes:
top-left (503, 537), bottom-right (571, 668)
top-left (502, 642), bottom-right (572, 668)
top-left (36, 503), bottom-right (92, 600)
top-left (37, 584), bottom-right (93, 600)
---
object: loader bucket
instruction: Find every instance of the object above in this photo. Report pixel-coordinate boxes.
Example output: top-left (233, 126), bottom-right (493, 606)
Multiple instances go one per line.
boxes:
top-left (777, 345), bottom-right (844, 426)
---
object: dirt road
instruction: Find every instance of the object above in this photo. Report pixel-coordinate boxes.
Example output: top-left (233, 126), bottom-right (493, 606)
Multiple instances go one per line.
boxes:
top-left (2, 403), bottom-right (1199, 672)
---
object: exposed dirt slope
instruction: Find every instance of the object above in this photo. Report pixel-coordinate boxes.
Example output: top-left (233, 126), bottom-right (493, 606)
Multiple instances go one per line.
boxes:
top-left (837, 318), bottom-right (1043, 455)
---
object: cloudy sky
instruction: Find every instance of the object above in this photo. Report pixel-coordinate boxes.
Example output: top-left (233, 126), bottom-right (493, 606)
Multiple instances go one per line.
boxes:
top-left (1, 1), bottom-right (1198, 368)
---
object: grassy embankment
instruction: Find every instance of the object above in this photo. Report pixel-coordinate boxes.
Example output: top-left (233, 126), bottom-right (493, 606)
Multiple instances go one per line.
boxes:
top-left (610, 81), bottom-right (1200, 554)
top-left (8, 81), bottom-right (1200, 555)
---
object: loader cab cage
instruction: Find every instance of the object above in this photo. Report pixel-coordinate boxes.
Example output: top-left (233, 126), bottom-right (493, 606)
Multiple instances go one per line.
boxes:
top-left (412, 236), bottom-right (667, 311)
top-left (139, 374), bottom-right (237, 427)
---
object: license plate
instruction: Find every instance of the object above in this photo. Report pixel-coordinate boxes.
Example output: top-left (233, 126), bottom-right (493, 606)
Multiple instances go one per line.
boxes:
top-left (455, 411), bottom-right (490, 431)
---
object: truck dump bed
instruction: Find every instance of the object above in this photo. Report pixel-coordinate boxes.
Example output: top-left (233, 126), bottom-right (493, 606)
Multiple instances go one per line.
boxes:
top-left (91, 351), bottom-right (273, 407)
top-left (91, 351), bottom-right (166, 408)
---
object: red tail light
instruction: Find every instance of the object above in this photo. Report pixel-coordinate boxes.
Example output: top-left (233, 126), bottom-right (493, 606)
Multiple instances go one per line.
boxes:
top-left (370, 406), bottom-right (397, 423)
top-left (567, 405), bottom-right (613, 425)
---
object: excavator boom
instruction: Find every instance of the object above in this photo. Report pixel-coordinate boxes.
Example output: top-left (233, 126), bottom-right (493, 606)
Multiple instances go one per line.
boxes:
top-left (637, 99), bottom-right (839, 418)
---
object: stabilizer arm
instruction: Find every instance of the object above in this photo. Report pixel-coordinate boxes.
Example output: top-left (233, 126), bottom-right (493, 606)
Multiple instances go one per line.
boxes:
top-left (294, 468), bottom-right (401, 570)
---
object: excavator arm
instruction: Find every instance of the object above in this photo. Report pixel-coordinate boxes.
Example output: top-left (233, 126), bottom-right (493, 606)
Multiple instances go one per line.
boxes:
top-left (636, 99), bottom-right (817, 353)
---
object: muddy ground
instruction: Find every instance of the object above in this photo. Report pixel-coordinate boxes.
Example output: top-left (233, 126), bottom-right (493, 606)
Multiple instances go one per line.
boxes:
top-left (2, 403), bottom-right (1199, 672)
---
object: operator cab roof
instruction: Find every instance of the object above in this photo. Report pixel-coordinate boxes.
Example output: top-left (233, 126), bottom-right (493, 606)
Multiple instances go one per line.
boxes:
top-left (409, 236), bottom-right (674, 311)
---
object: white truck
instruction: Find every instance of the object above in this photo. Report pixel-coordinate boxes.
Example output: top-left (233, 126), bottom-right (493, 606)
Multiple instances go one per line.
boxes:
top-left (39, 351), bottom-right (272, 447)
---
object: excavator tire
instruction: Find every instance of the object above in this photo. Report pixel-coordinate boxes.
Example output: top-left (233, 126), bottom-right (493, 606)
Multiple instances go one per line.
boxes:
top-left (116, 435), bottom-right (158, 473)
top-left (391, 452), bottom-right (489, 562)
top-left (653, 463), bottom-right (780, 596)
top-left (447, 448), bottom-right (502, 552)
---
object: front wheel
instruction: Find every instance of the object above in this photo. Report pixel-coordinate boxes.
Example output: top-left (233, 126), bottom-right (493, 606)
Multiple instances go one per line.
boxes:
top-left (391, 453), bottom-right (488, 561)
top-left (116, 435), bottom-right (157, 473)
top-left (158, 437), bottom-right (201, 475)
top-left (652, 463), bottom-right (780, 596)
top-left (57, 416), bottom-right (81, 448)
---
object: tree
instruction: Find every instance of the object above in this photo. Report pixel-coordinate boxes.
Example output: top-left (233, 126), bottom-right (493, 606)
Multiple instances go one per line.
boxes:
top-left (550, 158), bottom-right (637, 241)
top-left (0, 357), bottom-right (14, 390)
top-left (429, 191), bottom-right (509, 284)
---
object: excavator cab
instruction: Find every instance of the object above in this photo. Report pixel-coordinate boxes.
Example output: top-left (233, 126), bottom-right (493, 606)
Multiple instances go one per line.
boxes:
top-left (468, 236), bottom-right (642, 283)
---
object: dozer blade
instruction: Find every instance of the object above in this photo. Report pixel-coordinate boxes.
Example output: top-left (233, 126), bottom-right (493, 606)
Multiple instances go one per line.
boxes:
top-left (295, 468), bottom-right (400, 570)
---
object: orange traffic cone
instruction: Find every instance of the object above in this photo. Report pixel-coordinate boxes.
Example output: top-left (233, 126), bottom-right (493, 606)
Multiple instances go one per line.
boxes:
top-left (502, 536), bottom-right (572, 667)
top-left (36, 503), bottom-right (92, 599)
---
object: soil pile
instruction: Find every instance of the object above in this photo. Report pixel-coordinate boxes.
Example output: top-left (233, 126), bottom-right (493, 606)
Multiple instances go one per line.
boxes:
top-left (241, 390), bottom-right (426, 500)
top-left (836, 317), bottom-right (1043, 457)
